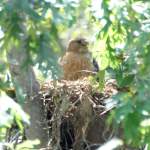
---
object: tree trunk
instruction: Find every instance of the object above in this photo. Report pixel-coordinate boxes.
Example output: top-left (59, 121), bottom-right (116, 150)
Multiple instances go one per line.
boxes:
top-left (7, 47), bottom-right (48, 148)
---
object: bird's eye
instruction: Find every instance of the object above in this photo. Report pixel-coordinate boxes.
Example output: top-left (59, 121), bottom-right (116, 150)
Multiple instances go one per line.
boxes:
top-left (77, 40), bottom-right (82, 44)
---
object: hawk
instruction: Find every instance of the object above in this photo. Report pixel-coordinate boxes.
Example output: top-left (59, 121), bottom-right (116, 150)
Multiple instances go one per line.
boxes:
top-left (59, 38), bottom-right (95, 80)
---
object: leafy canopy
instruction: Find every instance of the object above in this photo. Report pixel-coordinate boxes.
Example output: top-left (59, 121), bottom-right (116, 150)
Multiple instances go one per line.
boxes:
top-left (93, 0), bottom-right (150, 148)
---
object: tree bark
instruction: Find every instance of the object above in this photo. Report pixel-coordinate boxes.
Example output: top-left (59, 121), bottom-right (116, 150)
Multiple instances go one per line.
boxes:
top-left (7, 47), bottom-right (48, 148)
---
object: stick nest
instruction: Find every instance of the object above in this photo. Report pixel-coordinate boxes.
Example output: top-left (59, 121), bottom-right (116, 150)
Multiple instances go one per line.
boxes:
top-left (40, 78), bottom-right (118, 149)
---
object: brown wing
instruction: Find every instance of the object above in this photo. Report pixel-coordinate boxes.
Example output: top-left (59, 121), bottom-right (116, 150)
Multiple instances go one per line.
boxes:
top-left (60, 52), bottom-right (93, 80)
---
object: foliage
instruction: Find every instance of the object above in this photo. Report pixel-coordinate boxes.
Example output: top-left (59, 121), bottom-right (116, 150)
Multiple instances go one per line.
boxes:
top-left (1, 0), bottom-right (150, 149)
top-left (93, 0), bottom-right (150, 148)
top-left (0, 0), bottom-right (81, 80)
top-left (15, 139), bottom-right (40, 150)
top-left (0, 93), bottom-right (31, 149)
top-left (0, 0), bottom-right (91, 148)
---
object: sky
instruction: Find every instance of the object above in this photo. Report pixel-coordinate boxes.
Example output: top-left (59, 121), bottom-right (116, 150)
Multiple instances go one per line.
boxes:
top-left (91, 0), bottom-right (103, 18)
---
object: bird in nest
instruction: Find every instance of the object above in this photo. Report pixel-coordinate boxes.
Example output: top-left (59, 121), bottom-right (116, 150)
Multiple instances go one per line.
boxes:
top-left (59, 38), bottom-right (99, 80)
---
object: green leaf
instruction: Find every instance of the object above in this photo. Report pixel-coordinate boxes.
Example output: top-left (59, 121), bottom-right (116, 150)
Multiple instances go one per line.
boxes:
top-left (16, 139), bottom-right (40, 150)
top-left (119, 74), bottom-right (135, 87)
top-left (97, 70), bottom-right (105, 92)
top-left (123, 112), bottom-right (141, 146)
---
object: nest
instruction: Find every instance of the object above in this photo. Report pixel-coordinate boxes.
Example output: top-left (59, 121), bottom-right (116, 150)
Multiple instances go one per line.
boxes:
top-left (40, 78), bottom-right (118, 150)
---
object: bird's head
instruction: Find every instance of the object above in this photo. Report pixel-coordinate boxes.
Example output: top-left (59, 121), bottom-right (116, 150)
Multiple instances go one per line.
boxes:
top-left (67, 38), bottom-right (89, 53)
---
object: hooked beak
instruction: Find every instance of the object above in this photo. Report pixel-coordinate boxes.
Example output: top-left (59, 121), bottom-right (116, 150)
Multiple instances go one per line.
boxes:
top-left (81, 39), bottom-right (89, 46)
top-left (76, 38), bottom-right (89, 46)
